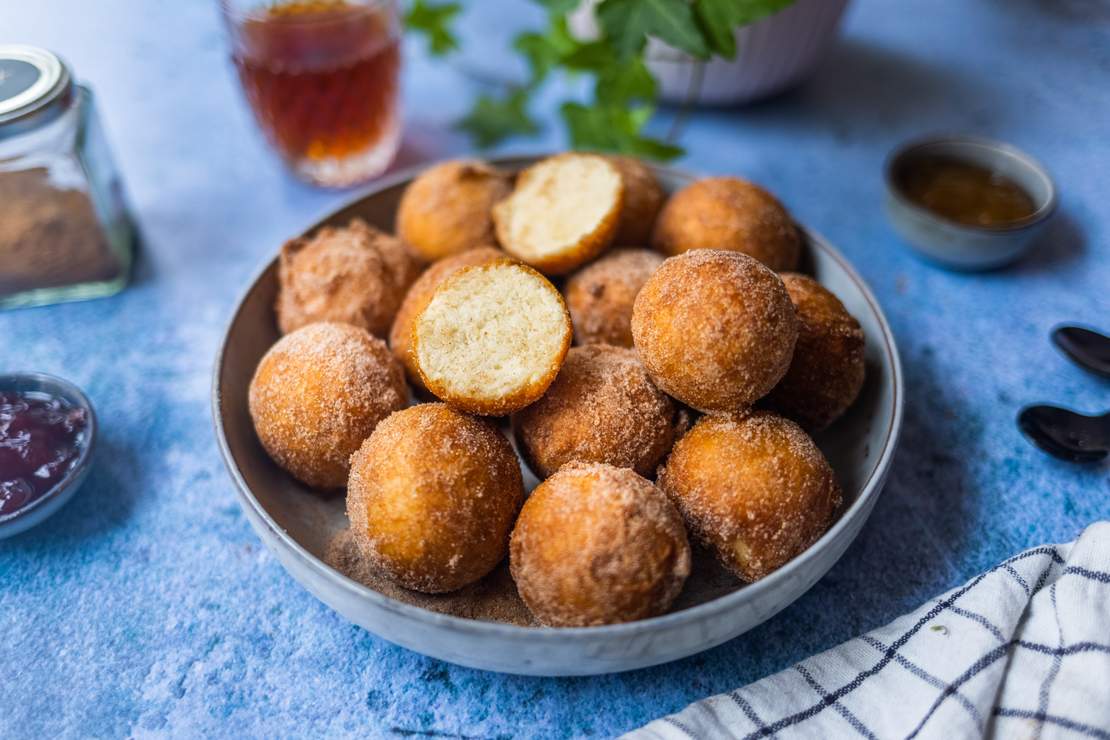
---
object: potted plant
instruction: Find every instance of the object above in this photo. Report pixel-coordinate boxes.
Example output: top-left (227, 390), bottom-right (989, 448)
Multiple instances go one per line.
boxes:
top-left (406, 0), bottom-right (852, 158)
top-left (568, 0), bottom-right (851, 105)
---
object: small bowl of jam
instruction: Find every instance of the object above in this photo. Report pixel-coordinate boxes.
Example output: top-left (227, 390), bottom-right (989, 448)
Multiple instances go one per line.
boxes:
top-left (885, 136), bottom-right (1057, 270)
top-left (0, 373), bottom-right (96, 539)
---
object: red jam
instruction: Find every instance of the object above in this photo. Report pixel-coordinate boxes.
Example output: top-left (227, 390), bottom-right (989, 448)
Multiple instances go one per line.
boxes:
top-left (0, 392), bottom-right (88, 517)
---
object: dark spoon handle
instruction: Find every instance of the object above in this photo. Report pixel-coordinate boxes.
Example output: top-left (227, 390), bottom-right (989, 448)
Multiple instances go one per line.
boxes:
top-left (1053, 325), bottom-right (1110, 378)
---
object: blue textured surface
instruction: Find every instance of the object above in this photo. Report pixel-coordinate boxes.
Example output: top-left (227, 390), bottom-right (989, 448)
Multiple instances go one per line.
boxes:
top-left (2, 1), bottom-right (1109, 737)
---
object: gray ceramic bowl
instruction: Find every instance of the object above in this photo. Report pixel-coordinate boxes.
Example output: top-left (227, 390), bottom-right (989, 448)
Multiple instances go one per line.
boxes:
top-left (0, 372), bottom-right (97, 540)
top-left (212, 157), bottom-right (904, 676)
top-left (884, 135), bottom-right (1057, 270)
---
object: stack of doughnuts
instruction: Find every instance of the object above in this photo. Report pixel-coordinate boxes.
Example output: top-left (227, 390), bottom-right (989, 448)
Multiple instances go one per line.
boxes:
top-left (248, 153), bottom-right (867, 627)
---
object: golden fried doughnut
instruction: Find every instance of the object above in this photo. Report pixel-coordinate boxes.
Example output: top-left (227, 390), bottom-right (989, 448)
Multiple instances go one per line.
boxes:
top-left (412, 260), bottom-right (572, 415)
top-left (396, 160), bottom-right (512, 261)
top-left (769, 273), bottom-right (866, 430)
top-left (609, 156), bottom-right (666, 246)
top-left (493, 153), bottom-right (623, 275)
top-left (276, 218), bottom-right (422, 338)
top-left (388, 246), bottom-right (505, 391)
top-left (564, 248), bottom-right (664, 347)
top-left (631, 250), bottom-right (798, 413)
top-left (513, 345), bottom-right (676, 479)
top-left (347, 404), bottom-right (524, 593)
top-left (249, 322), bottom-right (407, 489)
top-left (651, 177), bottom-right (801, 272)
top-left (658, 411), bottom-right (842, 582)
top-left (510, 462), bottom-right (690, 626)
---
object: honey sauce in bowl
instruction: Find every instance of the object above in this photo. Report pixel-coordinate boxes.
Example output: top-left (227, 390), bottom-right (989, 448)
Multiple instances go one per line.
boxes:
top-left (893, 156), bottom-right (1038, 229)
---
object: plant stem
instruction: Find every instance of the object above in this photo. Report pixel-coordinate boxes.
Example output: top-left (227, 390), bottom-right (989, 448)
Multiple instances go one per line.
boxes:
top-left (666, 60), bottom-right (704, 145)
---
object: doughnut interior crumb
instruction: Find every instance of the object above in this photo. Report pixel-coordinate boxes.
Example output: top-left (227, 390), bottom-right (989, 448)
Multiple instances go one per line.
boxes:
top-left (494, 154), bottom-right (622, 272)
top-left (413, 262), bottom-right (570, 409)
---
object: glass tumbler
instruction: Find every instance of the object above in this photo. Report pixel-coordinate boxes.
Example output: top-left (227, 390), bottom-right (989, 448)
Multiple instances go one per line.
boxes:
top-left (219, 0), bottom-right (403, 187)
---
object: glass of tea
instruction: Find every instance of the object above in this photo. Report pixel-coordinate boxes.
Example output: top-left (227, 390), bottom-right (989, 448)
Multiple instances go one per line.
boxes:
top-left (219, 0), bottom-right (402, 187)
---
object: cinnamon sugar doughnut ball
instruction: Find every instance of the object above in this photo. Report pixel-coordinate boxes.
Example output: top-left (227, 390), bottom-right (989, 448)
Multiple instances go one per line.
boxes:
top-left (565, 248), bottom-right (664, 347)
top-left (609, 156), bottom-right (666, 246)
top-left (510, 462), bottom-right (691, 626)
top-left (769, 274), bottom-right (866, 430)
top-left (249, 322), bottom-right (407, 489)
top-left (631, 250), bottom-right (798, 413)
top-left (396, 160), bottom-right (512, 261)
top-left (389, 246), bottom-right (504, 391)
top-left (347, 404), bottom-right (524, 593)
top-left (277, 218), bottom-right (422, 338)
top-left (412, 260), bottom-right (572, 415)
top-left (493, 153), bottom-right (624, 275)
top-left (513, 345), bottom-right (677, 479)
top-left (651, 177), bottom-right (801, 272)
top-left (659, 411), bottom-right (842, 582)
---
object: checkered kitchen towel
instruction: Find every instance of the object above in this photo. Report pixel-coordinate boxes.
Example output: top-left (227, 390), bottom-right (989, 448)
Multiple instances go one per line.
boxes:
top-left (631, 522), bottom-right (1110, 739)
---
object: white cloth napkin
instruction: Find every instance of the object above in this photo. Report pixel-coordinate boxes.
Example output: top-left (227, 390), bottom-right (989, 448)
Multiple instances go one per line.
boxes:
top-left (630, 522), bottom-right (1110, 740)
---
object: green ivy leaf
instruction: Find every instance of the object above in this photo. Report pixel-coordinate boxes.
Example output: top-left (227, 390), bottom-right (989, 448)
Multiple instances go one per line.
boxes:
top-left (560, 40), bottom-right (615, 72)
top-left (405, 0), bottom-right (461, 56)
top-left (596, 0), bottom-right (709, 59)
top-left (595, 56), bottom-right (656, 104)
top-left (456, 90), bottom-right (540, 148)
top-left (561, 102), bottom-right (683, 161)
top-left (514, 16), bottom-right (578, 86)
top-left (693, 0), bottom-right (796, 58)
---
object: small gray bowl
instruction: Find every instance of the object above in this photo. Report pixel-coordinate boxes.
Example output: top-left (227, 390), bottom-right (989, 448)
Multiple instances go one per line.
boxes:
top-left (0, 372), bottom-right (97, 540)
top-left (213, 157), bottom-right (904, 676)
top-left (884, 136), bottom-right (1057, 270)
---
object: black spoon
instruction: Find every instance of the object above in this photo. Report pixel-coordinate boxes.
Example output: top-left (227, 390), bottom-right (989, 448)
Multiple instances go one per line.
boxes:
top-left (1052, 325), bottom-right (1110, 378)
top-left (1018, 405), bottom-right (1110, 463)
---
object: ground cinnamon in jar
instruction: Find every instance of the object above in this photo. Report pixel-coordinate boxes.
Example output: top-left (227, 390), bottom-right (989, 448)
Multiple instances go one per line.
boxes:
top-left (0, 167), bottom-right (121, 297)
top-left (0, 45), bottom-right (132, 308)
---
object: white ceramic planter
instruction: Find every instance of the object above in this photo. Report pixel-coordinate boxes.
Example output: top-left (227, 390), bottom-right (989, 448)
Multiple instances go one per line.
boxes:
top-left (570, 0), bottom-right (851, 105)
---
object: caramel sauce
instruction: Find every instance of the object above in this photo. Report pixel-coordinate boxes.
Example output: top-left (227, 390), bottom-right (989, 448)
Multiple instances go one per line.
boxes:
top-left (232, 0), bottom-right (400, 165)
top-left (896, 156), bottom-right (1038, 228)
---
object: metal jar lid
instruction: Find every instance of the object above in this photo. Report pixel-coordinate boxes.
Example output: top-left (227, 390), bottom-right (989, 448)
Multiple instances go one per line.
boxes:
top-left (0, 45), bottom-right (74, 139)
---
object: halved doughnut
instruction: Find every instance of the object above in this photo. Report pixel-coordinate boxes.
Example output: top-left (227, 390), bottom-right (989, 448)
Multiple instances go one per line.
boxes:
top-left (412, 259), bottom-right (572, 415)
top-left (388, 246), bottom-right (505, 392)
top-left (492, 153), bottom-right (624, 275)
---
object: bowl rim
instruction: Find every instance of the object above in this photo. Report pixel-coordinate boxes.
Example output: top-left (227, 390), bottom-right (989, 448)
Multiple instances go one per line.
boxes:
top-left (211, 155), bottom-right (905, 641)
top-left (0, 371), bottom-right (98, 526)
top-left (883, 133), bottom-right (1058, 234)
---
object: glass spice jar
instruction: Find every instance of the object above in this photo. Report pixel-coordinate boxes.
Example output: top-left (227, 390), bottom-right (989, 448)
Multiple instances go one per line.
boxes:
top-left (0, 45), bottom-right (134, 310)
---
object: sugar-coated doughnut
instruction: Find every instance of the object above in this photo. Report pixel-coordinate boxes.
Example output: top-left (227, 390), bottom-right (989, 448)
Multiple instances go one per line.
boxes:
top-left (564, 248), bottom-right (664, 347)
top-left (659, 411), bottom-right (841, 582)
top-left (493, 153), bottom-right (623, 275)
top-left (631, 250), bottom-right (798, 413)
top-left (412, 259), bottom-right (572, 415)
top-left (276, 218), bottom-right (422, 338)
top-left (396, 160), bottom-right (512, 261)
top-left (769, 273), bottom-right (866, 430)
top-left (249, 322), bottom-right (407, 489)
top-left (510, 462), bottom-right (690, 626)
top-left (513, 345), bottom-right (676, 479)
top-left (651, 177), bottom-right (801, 272)
top-left (389, 246), bottom-right (505, 391)
top-left (347, 404), bottom-right (524, 593)
top-left (609, 156), bottom-right (666, 246)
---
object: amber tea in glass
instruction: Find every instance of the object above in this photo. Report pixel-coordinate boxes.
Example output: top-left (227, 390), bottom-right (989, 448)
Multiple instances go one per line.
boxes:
top-left (220, 0), bottom-right (401, 187)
